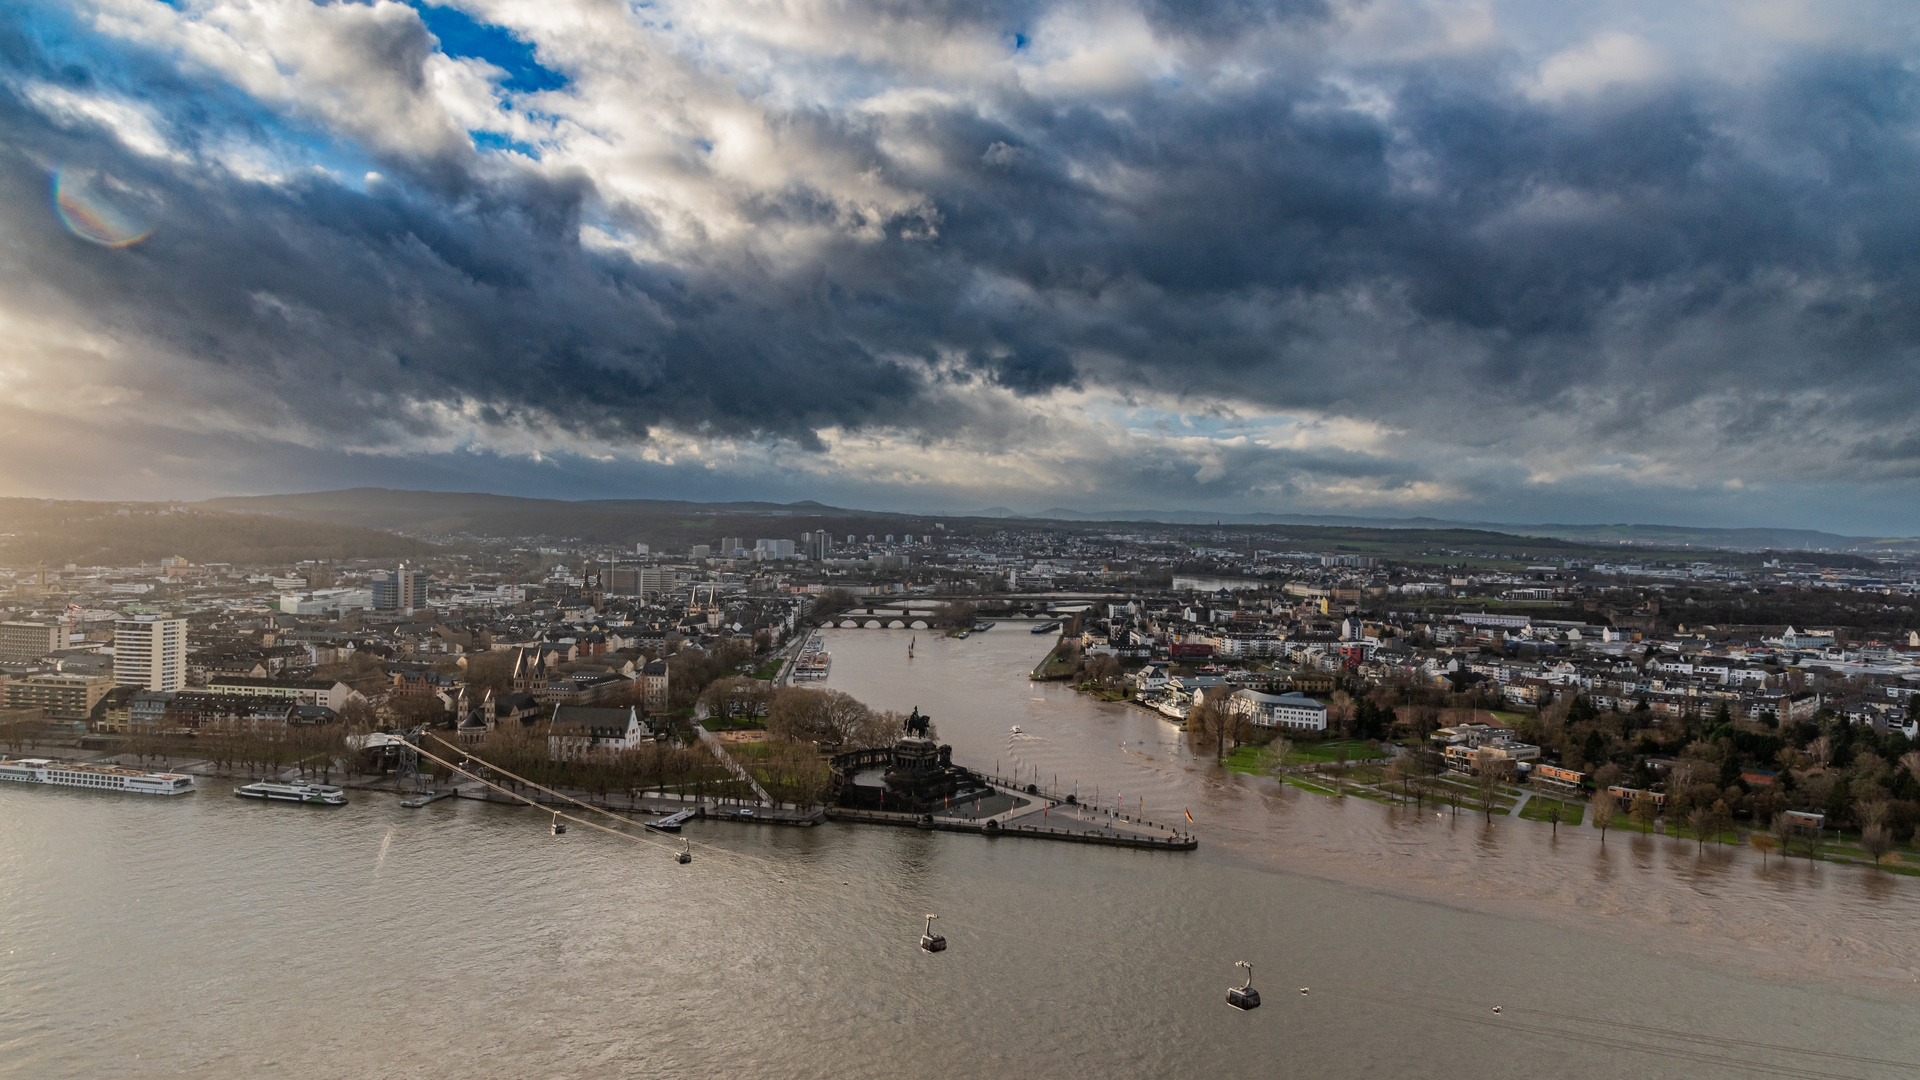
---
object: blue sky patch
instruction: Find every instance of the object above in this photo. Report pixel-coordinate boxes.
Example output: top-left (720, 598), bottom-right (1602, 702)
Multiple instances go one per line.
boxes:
top-left (408, 3), bottom-right (566, 93)
top-left (471, 129), bottom-right (541, 158)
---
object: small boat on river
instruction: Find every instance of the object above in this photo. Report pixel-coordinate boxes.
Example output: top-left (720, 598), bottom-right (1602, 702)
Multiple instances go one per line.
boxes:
top-left (646, 808), bottom-right (696, 832)
top-left (234, 780), bottom-right (346, 805)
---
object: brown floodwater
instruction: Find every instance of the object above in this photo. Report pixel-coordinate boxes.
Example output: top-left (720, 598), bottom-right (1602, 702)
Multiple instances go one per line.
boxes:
top-left (823, 627), bottom-right (1920, 986)
top-left (0, 624), bottom-right (1913, 1079)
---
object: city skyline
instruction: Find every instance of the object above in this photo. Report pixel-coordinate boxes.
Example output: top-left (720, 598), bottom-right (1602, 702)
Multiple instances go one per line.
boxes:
top-left (5, 1), bottom-right (1920, 533)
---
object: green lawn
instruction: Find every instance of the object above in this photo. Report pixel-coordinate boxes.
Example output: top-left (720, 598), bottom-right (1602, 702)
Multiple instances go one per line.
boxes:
top-left (1342, 762), bottom-right (1390, 785)
top-left (1223, 740), bottom-right (1388, 775)
top-left (1662, 821), bottom-right (1740, 845)
top-left (1518, 798), bottom-right (1585, 827)
top-left (1223, 746), bottom-right (1269, 775)
top-left (1281, 739), bottom-right (1390, 764)
top-left (1590, 810), bottom-right (1635, 833)
top-left (1282, 775), bottom-right (1339, 796)
top-left (1423, 776), bottom-right (1519, 808)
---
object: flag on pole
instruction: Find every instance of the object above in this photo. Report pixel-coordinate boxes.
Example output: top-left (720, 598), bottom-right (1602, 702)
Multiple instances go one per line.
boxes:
top-left (1185, 809), bottom-right (1194, 823)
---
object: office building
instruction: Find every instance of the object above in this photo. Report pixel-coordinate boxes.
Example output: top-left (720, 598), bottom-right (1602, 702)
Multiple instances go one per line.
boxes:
top-left (0, 621), bottom-right (65, 664)
top-left (607, 567), bottom-right (666, 598)
top-left (372, 566), bottom-right (428, 614)
top-left (113, 616), bottom-right (188, 691)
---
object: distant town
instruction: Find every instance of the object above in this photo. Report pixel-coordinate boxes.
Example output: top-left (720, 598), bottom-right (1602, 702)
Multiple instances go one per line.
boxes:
top-left (2, 495), bottom-right (1918, 869)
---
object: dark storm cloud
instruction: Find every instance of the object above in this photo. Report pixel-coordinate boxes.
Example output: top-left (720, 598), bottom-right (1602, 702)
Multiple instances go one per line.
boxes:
top-left (885, 57), bottom-right (1920, 422)
top-left (4, 0), bottom-right (1920, 520)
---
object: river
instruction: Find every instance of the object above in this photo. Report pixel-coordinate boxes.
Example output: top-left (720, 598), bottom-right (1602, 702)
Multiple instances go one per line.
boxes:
top-left (1, 625), bottom-right (1914, 1079)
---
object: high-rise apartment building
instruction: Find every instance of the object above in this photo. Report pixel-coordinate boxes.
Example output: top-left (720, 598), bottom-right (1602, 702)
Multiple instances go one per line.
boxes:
top-left (114, 615), bottom-right (187, 691)
top-left (606, 567), bottom-right (667, 598)
top-left (372, 566), bottom-right (428, 614)
top-left (0, 621), bottom-right (65, 664)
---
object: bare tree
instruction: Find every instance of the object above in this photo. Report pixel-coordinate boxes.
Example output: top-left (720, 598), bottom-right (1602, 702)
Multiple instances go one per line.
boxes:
top-left (1383, 759), bottom-right (1405, 800)
top-left (1859, 800), bottom-right (1893, 871)
top-left (1630, 790), bottom-right (1658, 834)
top-left (1687, 806), bottom-right (1713, 854)
top-left (765, 687), bottom-right (897, 748)
top-left (1474, 750), bottom-right (1502, 822)
top-left (699, 676), bottom-right (772, 724)
top-left (1258, 736), bottom-right (1294, 775)
top-left (1186, 694), bottom-right (1231, 763)
top-left (1590, 788), bottom-right (1617, 844)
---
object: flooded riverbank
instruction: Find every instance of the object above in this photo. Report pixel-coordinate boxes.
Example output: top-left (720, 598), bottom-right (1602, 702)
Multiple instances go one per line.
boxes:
top-left (817, 626), bottom-right (1920, 986)
top-left (3, 625), bottom-right (1915, 1079)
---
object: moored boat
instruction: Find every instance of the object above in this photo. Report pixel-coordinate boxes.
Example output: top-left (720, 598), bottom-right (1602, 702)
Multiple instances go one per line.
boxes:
top-left (0, 757), bottom-right (196, 796)
top-left (234, 780), bottom-right (347, 805)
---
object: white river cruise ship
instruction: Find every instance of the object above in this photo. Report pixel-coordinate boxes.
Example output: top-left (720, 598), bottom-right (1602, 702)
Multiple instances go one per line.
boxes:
top-left (0, 757), bottom-right (197, 795)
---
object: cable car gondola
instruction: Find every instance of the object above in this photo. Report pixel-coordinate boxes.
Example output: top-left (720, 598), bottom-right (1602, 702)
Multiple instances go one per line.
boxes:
top-left (551, 812), bottom-right (567, 836)
top-left (919, 914), bottom-right (946, 953)
top-left (676, 839), bottom-right (692, 864)
top-left (1227, 961), bottom-right (1260, 1010)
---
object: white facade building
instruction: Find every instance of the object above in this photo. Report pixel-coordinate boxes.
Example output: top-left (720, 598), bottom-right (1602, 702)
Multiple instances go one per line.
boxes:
top-left (1227, 689), bottom-right (1329, 732)
top-left (113, 616), bottom-right (187, 692)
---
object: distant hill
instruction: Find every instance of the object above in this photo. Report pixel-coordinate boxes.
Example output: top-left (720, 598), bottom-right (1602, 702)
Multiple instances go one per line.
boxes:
top-left (180, 488), bottom-right (1919, 557)
top-left (195, 489), bottom-right (951, 550)
top-left (0, 499), bottom-right (437, 566)
top-left (960, 506), bottom-right (1913, 553)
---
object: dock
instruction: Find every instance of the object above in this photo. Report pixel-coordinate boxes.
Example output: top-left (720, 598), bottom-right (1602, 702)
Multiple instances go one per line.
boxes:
top-left (399, 788), bottom-right (456, 809)
top-left (825, 806), bottom-right (1197, 850)
top-left (449, 785), bottom-right (827, 826)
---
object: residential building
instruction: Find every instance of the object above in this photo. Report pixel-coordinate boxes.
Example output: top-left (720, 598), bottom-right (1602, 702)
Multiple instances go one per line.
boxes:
top-left (0, 621), bottom-right (65, 664)
top-left (546, 705), bottom-right (650, 760)
top-left (639, 659), bottom-right (670, 713)
top-left (114, 615), bottom-right (188, 691)
top-left (203, 676), bottom-right (358, 711)
top-left (3, 672), bottom-right (115, 720)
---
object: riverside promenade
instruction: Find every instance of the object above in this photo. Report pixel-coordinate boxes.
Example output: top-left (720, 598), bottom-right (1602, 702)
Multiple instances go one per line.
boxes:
top-left (828, 778), bottom-right (1197, 851)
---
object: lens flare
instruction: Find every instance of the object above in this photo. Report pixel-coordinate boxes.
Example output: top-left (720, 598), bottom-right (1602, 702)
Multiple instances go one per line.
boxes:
top-left (52, 168), bottom-right (154, 247)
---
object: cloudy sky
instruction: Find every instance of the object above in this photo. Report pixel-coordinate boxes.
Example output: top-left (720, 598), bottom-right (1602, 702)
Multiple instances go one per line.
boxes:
top-left (3, 0), bottom-right (1918, 531)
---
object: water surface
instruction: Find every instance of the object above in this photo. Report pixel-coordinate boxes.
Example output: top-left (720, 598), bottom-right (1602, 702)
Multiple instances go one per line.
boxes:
top-left (1, 626), bottom-right (1914, 1079)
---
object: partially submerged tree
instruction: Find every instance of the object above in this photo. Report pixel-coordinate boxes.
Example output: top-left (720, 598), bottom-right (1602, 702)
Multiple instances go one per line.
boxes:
top-left (1591, 788), bottom-right (1618, 844)
top-left (1630, 789), bottom-right (1658, 834)
top-left (1474, 750), bottom-right (1502, 822)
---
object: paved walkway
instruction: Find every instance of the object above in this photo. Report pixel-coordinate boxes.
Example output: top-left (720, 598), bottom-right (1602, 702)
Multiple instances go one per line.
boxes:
top-left (692, 722), bottom-right (773, 805)
top-left (980, 782), bottom-right (1189, 842)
